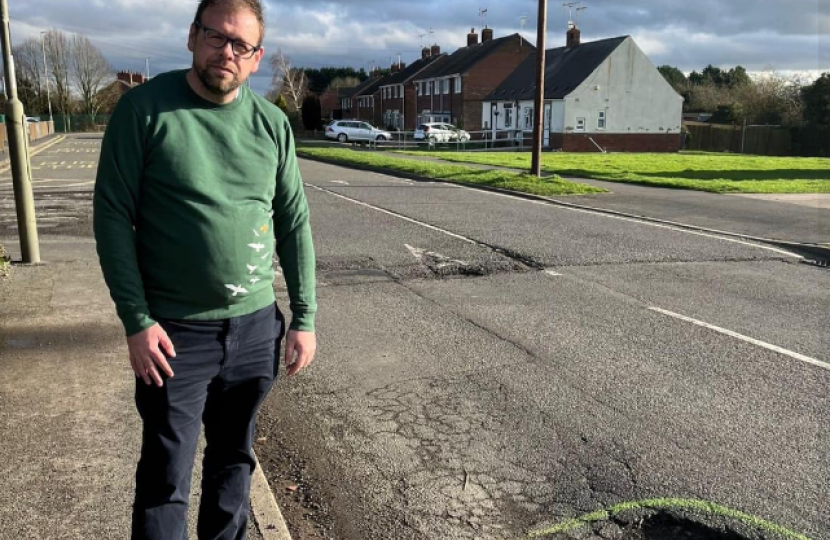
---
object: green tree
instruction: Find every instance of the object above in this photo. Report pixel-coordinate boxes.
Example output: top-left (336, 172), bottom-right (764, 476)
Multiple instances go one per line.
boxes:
top-left (657, 65), bottom-right (687, 91)
top-left (274, 94), bottom-right (289, 114)
top-left (801, 73), bottom-right (830, 125)
top-left (304, 67), bottom-right (368, 94)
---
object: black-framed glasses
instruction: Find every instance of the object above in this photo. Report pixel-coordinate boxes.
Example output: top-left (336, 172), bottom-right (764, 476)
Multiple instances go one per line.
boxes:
top-left (194, 20), bottom-right (261, 59)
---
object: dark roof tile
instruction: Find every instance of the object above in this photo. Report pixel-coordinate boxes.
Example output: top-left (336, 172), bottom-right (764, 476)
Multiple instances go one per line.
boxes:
top-left (484, 36), bottom-right (628, 101)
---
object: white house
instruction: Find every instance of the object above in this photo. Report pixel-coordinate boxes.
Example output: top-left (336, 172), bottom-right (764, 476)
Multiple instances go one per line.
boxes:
top-left (482, 26), bottom-right (683, 152)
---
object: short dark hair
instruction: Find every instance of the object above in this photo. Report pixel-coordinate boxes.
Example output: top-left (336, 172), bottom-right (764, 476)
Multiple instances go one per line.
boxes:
top-left (194, 0), bottom-right (265, 44)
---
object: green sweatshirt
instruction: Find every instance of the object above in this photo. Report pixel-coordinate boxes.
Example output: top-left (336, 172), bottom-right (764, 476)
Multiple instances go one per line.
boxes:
top-left (94, 69), bottom-right (316, 337)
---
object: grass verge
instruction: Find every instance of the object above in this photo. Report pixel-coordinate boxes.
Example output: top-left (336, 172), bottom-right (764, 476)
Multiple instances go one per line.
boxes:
top-left (522, 498), bottom-right (811, 540)
top-left (397, 151), bottom-right (830, 194)
top-left (296, 147), bottom-right (605, 197)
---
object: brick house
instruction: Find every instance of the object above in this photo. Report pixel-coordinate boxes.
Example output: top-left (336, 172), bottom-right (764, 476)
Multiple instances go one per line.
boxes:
top-left (377, 50), bottom-right (443, 130)
top-left (411, 27), bottom-right (534, 133)
top-left (483, 25), bottom-right (683, 152)
top-left (98, 71), bottom-right (148, 113)
top-left (353, 73), bottom-right (388, 126)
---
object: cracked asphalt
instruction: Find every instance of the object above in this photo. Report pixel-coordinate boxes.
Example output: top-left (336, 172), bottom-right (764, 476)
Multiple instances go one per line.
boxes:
top-left (261, 159), bottom-right (829, 540)
top-left (3, 137), bottom-right (827, 540)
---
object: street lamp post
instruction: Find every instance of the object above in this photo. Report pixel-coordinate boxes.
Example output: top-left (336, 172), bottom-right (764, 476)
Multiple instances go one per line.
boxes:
top-left (1, 0), bottom-right (40, 262)
top-left (40, 31), bottom-right (53, 132)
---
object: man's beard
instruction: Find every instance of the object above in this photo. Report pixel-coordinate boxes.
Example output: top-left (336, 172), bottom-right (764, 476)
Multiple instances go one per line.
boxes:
top-left (195, 63), bottom-right (241, 97)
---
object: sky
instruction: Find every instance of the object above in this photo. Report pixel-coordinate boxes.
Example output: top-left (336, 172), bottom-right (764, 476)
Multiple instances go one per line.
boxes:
top-left (8, 0), bottom-right (829, 96)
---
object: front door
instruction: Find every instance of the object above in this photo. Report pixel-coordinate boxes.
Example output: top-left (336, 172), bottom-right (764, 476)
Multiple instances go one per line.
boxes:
top-left (543, 102), bottom-right (551, 147)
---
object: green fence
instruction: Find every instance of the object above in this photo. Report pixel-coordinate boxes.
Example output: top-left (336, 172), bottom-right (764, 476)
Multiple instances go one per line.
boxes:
top-left (685, 122), bottom-right (829, 157)
top-left (52, 114), bottom-right (110, 133)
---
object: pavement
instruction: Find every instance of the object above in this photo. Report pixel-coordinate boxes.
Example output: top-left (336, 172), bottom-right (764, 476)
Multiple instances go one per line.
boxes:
top-left (1, 136), bottom-right (828, 539)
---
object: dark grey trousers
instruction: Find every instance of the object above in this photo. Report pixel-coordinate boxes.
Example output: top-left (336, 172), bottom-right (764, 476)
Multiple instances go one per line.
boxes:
top-left (132, 303), bottom-right (284, 540)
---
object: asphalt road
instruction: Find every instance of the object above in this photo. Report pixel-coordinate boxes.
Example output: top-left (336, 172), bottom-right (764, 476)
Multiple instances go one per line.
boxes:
top-left (262, 160), bottom-right (829, 540)
top-left (2, 136), bottom-right (827, 540)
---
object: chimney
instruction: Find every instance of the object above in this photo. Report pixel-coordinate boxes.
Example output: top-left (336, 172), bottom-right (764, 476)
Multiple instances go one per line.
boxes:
top-left (117, 71), bottom-right (130, 84)
top-left (422, 47), bottom-right (431, 59)
top-left (391, 63), bottom-right (399, 73)
top-left (566, 24), bottom-right (581, 48)
top-left (467, 27), bottom-right (479, 46)
top-left (431, 44), bottom-right (441, 57)
top-left (398, 62), bottom-right (406, 71)
top-left (482, 26), bottom-right (494, 42)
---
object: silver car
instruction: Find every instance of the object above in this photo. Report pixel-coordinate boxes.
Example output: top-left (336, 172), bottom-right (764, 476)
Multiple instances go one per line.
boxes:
top-left (325, 120), bottom-right (392, 143)
top-left (414, 122), bottom-right (471, 143)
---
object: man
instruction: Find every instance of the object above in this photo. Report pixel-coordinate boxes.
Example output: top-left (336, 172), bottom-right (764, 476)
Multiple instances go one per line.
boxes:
top-left (93, 1), bottom-right (316, 538)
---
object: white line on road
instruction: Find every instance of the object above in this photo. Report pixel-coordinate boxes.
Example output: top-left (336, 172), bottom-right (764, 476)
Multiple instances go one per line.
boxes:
top-left (307, 183), bottom-right (478, 245)
top-left (544, 269), bottom-right (562, 276)
top-left (649, 307), bottom-right (830, 372)
top-left (330, 180), bottom-right (350, 185)
top-left (467, 185), bottom-right (803, 259)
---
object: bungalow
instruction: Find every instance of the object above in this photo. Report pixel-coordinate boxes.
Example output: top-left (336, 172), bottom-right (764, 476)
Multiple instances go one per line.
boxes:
top-left (411, 27), bottom-right (534, 132)
top-left (483, 24), bottom-right (683, 152)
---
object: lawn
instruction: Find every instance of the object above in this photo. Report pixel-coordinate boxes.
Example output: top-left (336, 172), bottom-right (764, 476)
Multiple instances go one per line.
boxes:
top-left (296, 147), bottom-right (605, 197)
top-left (396, 151), bottom-right (830, 194)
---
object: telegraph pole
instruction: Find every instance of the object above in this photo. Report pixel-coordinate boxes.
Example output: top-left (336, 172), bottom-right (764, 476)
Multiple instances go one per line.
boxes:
top-left (2, 0), bottom-right (40, 262)
top-left (530, 0), bottom-right (547, 177)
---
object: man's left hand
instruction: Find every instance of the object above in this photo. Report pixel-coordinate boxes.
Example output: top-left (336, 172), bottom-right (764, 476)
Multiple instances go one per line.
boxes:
top-left (284, 330), bottom-right (316, 377)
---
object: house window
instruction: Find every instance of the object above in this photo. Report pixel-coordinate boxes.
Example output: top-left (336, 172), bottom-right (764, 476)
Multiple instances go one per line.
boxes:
top-left (426, 81), bottom-right (432, 96)
top-left (417, 83), bottom-right (421, 96)
top-left (598, 110), bottom-right (606, 130)
top-left (454, 76), bottom-right (461, 94)
top-left (524, 107), bottom-right (533, 129)
top-left (576, 117), bottom-right (585, 131)
top-left (504, 103), bottom-right (513, 128)
top-left (442, 79), bottom-right (449, 94)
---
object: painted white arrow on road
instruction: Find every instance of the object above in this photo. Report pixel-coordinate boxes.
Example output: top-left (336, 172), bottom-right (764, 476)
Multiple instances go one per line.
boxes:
top-left (404, 244), bottom-right (468, 268)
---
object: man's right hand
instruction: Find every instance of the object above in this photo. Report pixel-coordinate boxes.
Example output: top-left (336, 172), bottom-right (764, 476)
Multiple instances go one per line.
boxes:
top-left (127, 324), bottom-right (176, 387)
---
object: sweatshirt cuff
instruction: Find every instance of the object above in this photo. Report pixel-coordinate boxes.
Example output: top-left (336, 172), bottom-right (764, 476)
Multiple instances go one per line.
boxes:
top-left (118, 307), bottom-right (157, 337)
top-left (289, 310), bottom-right (316, 332)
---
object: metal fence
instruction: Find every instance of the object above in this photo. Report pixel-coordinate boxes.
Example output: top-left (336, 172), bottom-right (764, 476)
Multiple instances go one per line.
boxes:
top-left (352, 129), bottom-right (537, 152)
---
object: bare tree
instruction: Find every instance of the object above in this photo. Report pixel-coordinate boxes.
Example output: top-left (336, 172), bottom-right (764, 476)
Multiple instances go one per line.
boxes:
top-left (11, 38), bottom-right (46, 113)
top-left (70, 34), bottom-right (113, 119)
top-left (43, 29), bottom-right (73, 118)
top-left (269, 49), bottom-right (307, 112)
top-left (326, 76), bottom-right (361, 92)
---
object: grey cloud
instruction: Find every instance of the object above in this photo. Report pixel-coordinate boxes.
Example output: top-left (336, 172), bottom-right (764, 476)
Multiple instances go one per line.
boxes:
top-left (10, 0), bottom-right (827, 97)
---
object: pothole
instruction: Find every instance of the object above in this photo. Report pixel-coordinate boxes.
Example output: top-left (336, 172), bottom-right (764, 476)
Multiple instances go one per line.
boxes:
top-left (591, 513), bottom-right (751, 540)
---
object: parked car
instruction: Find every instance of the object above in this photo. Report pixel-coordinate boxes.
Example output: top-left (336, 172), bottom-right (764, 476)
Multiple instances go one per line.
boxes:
top-left (325, 120), bottom-right (392, 143)
top-left (414, 123), bottom-right (471, 143)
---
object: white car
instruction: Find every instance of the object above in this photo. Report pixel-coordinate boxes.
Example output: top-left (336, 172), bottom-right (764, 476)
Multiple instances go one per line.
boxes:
top-left (414, 123), bottom-right (471, 143)
top-left (325, 120), bottom-right (392, 143)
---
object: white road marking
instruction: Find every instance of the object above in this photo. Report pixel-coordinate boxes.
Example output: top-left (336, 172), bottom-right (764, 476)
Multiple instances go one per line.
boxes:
top-left (544, 269), bottom-right (562, 276)
top-left (330, 180), bottom-right (350, 185)
top-left (308, 184), bottom-right (477, 245)
top-left (649, 307), bottom-right (830, 372)
top-left (475, 188), bottom-right (802, 259)
top-left (404, 243), bottom-right (468, 266)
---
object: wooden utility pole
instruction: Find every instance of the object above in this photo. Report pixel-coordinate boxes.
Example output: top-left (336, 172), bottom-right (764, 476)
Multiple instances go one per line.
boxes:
top-left (530, 0), bottom-right (547, 177)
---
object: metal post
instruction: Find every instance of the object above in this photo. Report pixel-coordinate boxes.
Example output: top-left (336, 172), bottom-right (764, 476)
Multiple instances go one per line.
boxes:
top-left (1, 0), bottom-right (40, 263)
top-left (40, 32), bottom-right (53, 132)
top-left (530, 0), bottom-right (547, 177)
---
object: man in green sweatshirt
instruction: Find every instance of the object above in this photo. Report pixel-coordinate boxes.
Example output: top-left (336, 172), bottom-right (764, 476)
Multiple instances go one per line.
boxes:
top-left (93, 0), bottom-right (316, 538)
